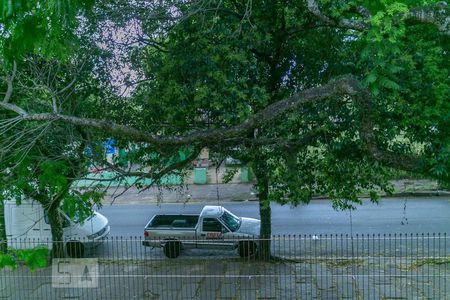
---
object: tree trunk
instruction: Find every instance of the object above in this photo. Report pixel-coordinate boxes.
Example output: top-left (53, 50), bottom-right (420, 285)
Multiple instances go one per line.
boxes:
top-left (253, 157), bottom-right (272, 260)
top-left (41, 184), bottom-right (72, 258)
top-left (23, 187), bottom-right (66, 258)
top-left (0, 200), bottom-right (7, 253)
top-left (47, 203), bottom-right (65, 258)
top-left (258, 178), bottom-right (272, 260)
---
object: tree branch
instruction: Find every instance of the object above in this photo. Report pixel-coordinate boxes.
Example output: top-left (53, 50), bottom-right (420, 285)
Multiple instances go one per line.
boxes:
top-left (352, 84), bottom-right (424, 173)
top-left (2, 61), bottom-right (17, 103)
top-left (223, 127), bottom-right (327, 148)
top-left (57, 76), bottom-right (77, 95)
top-left (1, 76), bottom-right (361, 146)
top-left (0, 101), bottom-right (28, 116)
top-left (0, 74), bottom-right (427, 174)
top-left (51, 93), bottom-right (58, 114)
top-left (407, 1), bottom-right (449, 34)
top-left (102, 146), bottom-right (202, 199)
top-left (306, 0), bottom-right (449, 35)
top-left (306, 0), bottom-right (369, 31)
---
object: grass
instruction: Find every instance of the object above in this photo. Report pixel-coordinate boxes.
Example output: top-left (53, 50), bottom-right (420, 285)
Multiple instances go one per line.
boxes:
top-left (404, 257), bottom-right (450, 271)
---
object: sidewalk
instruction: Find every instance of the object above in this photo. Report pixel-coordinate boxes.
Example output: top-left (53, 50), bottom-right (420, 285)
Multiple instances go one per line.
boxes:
top-left (101, 180), bottom-right (449, 205)
top-left (102, 183), bottom-right (256, 205)
top-left (2, 255), bottom-right (448, 299)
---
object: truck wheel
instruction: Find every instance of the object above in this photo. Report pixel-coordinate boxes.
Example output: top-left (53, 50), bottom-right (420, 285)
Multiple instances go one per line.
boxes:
top-left (66, 241), bottom-right (85, 258)
top-left (163, 241), bottom-right (181, 258)
top-left (238, 241), bottom-right (257, 258)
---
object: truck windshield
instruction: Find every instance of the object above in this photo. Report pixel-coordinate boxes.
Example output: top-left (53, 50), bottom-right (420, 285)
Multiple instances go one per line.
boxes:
top-left (220, 209), bottom-right (241, 232)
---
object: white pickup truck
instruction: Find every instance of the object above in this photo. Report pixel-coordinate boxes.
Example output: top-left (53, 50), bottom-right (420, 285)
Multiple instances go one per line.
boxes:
top-left (142, 206), bottom-right (260, 258)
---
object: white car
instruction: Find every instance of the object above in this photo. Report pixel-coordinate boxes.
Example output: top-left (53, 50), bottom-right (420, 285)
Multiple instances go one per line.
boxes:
top-left (4, 199), bottom-right (110, 257)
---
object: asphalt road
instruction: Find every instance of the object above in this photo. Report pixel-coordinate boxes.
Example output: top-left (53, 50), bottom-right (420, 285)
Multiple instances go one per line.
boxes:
top-left (91, 197), bottom-right (449, 259)
top-left (98, 196), bottom-right (450, 236)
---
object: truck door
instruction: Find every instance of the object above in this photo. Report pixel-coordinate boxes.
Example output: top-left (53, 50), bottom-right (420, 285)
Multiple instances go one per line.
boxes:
top-left (198, 218), bottom-right (233, 250)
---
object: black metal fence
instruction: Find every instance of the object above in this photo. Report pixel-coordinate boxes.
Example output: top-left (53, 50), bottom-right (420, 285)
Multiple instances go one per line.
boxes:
top-left (1, 233), bottom-right (449, 299)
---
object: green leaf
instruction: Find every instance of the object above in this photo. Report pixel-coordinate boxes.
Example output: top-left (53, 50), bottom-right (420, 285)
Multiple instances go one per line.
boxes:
top-left (0, 254), bottom-right (16, 270)
top-left (365, 72), bottom-right (378, 84)
top-left (14, 247), bottom-right (49, 271)
top-left (222, 167), bottom-right (239, 184)
top-left (379, 77), bottom-right (401, 90)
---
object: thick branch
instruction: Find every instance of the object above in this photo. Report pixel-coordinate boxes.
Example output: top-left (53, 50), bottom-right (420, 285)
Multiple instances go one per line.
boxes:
top-left (0, 75), bottom-right (426, 174)
top-left (102, 147), bottom-right (202, 199)
top-left (1, 76), bottom-right (362, 146)
top-left (106, 147), bottom-right (200, 181)
top-left (306, 0), bottom-right (369, 31)
top-left (224, 127), bottom-right (327, 148)
top-left (0, 101), bottom-right (28, 115)
top-left (353, 87), bottom-right (424, 173)
top-left (2, 61), bottom-right (17, 103)
top-left (51, 94), bottom-right (58, 114)
top-left (408, 1), bottom-right (449, 34)
top-left (307, 0), bottom-right (449, 35)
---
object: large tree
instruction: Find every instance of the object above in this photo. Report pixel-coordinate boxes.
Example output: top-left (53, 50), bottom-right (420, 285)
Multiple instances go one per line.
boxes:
top-left (1, 0), bottom-right (449, 258)
top-left (0, 56), bottom-right (107, 257)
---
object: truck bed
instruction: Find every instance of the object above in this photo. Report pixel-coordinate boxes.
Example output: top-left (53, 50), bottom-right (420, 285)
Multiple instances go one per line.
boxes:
top-left (146, 215), bottom-right (199, 229)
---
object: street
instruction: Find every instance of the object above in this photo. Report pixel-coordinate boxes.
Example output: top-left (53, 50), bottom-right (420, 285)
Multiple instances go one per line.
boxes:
top-left (98, 196), bottom-right (450, 236)
top-left (90, 196), bottom-right (450, 259)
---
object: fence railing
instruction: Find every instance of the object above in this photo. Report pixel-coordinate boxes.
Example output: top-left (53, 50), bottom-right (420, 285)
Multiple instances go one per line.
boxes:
top-left (1, 233), bottom-right (449, 299)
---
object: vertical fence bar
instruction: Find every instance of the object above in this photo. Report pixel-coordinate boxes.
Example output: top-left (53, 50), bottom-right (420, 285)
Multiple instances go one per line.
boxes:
top-left (400, 233), bottom-right (404, 299)
top-left (372, 234), bottom-right (375, 300)
top-left (29, 238), bottom-right (33, 298)
top-left (288, 234), bottom-right (292, 297)
top-left (296, 234), bottom-right (299, 298)
top-left (427, 232), bottom-right (430, 297)
top-left (114, 236), bottom-right (119, 298)
top-left (384, 233), bottom-right (387, 299)
top-left (340, 233), bottom-right (344, 300)
top-left (415, 233), bottom-right (419, 295)
top-left (344, 233), bottom-right (348, 300)
top-left (418, 233), bottom-right (426, 291)
top-left (315, 233), bottom-right (318, 299)
top-left (432, 232), bottom-right (436, 297)
top-left (364, 233), bottom-right (367, 298)
top-left (444, 232), bottom-right (449, 295)
top-left (113, 236), bottom-right (118, 295)
top-left (361, 233), bottom-right (364, 297)
top-left (301, 234), bottom-right (306, 298)
top-left (438, 232), bottom-right (441, 297)
top-left (407, 233), bottom-right (411, 299)
top-left (389, 233), bottom-right (392, 298)
top-left (410, 232), bottom-right (413, 299)
top-left (394, 233), bottom-right (397, 298)
top-left (355, 233), bottom-right (358, 298)
top-left (424, 233), bottom-right (427, 297)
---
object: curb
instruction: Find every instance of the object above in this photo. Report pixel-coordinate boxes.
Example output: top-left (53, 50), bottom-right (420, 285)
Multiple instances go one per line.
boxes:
top-left (103, 191), bottom-right (449, 205)
top-left (310, 191), bottom-right (450, 201)
top-left (228, 191), bottom-right (450, 202)
top-left (385, 191), bottom-right (450, 197)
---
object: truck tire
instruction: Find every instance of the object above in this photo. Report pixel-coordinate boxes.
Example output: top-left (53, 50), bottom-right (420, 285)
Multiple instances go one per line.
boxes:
top-left (238, 241), bottom-right (257, 258)
top-left (163, 241), bottom-right (181, 258)
top-left (66, 241), bottom-right (85, 258)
